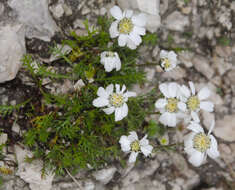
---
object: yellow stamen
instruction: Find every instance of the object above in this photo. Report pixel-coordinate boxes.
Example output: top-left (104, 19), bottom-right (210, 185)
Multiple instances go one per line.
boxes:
top-left (187, 96), bottom-right (200, 111)
top-left (162, 58), bottom-right (171, 69)
top-left (131, 140), bottom-right (140, 152)
top-left (110, 93), bottom-right (124, 107)
top-left (193, 133), bottom-right (211, 152)
top-left (118, 18), bottom-right (133, 34)
top-left (106, 51), bottom-right (115, 57)
top-left (165, 98), bottom-right (178, 113)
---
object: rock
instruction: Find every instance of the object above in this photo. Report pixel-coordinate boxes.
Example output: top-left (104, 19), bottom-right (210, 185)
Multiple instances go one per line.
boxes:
top-left (212, 56), bottom-right (232, 76)
top-left (0, 133), bottom-right (8, 144)
top-left (162, 67), bottom-right (187, 80)
top-left (92, 167), bottom-right (117, 185)
top-left (118, 0), bottom-right (161, 32)
top-left (216, 6), bottom-right (232, 31)
top-left (0, 24), bottom-right (26, 83)
top-left (145, 67), bottom-right (155, 81)
top-left (62, 4), bottom-right (72, 16)
top-left (164, 11), bottom-right (189, 32)
top-left (74, 79), bottom-right (85, 91)
top-left (0, 2), bottom-right (4, 15)
top-left (214, 114), bottom-right (235, 142)
top-left (73, 19), bottom-right (85, 29)
top-left (12, 123), bottom-right (20, 134)
top-left (192, 55), bottom-right (214, 79)
top-left (152, 46), bottom-right (160, 57)
top-left (227, 68), bottom-right (235, 85)
top-left (8, 0), bottom-right (58, 41)
top-left (178, 51), bottom-right (194, 68)
top-left (50, 3), bottom-right (64, 18)
top-left (215, 46), bottom-right (232, 58)
top-left (14, 145), bottom-right (55, 190)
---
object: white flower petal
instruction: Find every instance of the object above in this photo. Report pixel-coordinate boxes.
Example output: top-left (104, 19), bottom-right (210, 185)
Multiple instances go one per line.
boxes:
top-left (207, 135), bottom-right (219, 159)
top-left (159, 112), bottom-right (176, 127)
top-left (120, 103), bottom-right (128, 119)
top-left (110, 6), bottom-right (123, 20)
top-left (133, 26), bottom-right (146, 36)
top-left (123, 9), bottom-right (133, 18)
top-left (121, 85), bottom-right (126, 93)
top-left (128, 131), bottom-right (138, 142)
top-left (177, 102), bottom-right (187, 112)
top-left (139, 135), bottom-right (149, 146)
top-left (187, 123), bottom-right (204, 133)
top-left (184, 133), bottom-right (195, 150)
top-left (129, 33), bottom-right (142, 46)
top-left (129, 152), bottom-right (139, 163)
top-left (200, 101), bottom-right (214, 112)
top-left (104, 61), bottom-right (114, 72)
top-left (118, 34), bottom-right (128, 47)
top-left (188, 151), bottom-right (205, 167)
top-left (168, 51), bottom-right (177, 61)
top-left (180, 85), bottom-right (191, 98)
top-left (103, 106), bottom-right (115, 115)
top-left (126, 38), bottom-right (137, 49)
top-left (97, 87), bottom-right (108, 98)
top-left (191, 111), bottom-right (200, 123)
top-left (131, 13), bottom-right (146, 27)
top-left (189, 81), bottom-right (195, 95)
top-left (106, 84), bottom-right (114, 94)
top-left (160, 50), bottom-right (168, 58)
top-left (115, 84), bottom-right (120, 93)
top-left (119, 136), bottom-right (131, 152)
top-left (141, 145), bottom-right (153, 157)
top-left (208, 119), bottom-right (215, 135)
top-left (168, 82), bottom-right (178, 98)
top-left (109, 20), bottom-right (119, 38)
top-left (115, 58), bottom-right (121, 71)
top-left (159, 83), bottom-right (169, 98)
top-left (155, 98), bottom-right (167, 109)
top-left (93, 97), bottom-right (109, 107)
top-left (124, 91), bottom-right (137, 98)
top-left (198, 87), bottom-right (210, 100)
top-left (115, 107), bottom-right (123, 121)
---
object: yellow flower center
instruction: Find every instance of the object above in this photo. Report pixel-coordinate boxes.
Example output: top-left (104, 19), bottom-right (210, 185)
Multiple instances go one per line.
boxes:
top-left (162, 58), bottom-right (171, 69)
top-left (118, 18), bottom-right (133, 34)
top-left (131, 140), bottom-right (140, 152)
top-left (193, 133), bottom-right (211, 152)
top-left (106, 51), bottom-right (115, 57)
top-left (160, 138), bottom-right (168, 145)
top-left (187, 96), bottom-right (200, 111)
top-left (165, 98), bottom-right (178, 113)
top-left (110, 93), bottom-right (124, 107)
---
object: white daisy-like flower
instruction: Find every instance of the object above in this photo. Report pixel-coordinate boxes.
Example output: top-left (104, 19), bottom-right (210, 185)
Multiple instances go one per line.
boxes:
top-left (100, 51), bottom-right (121, 72)
top-left (109, 5), bottom-right (146, 49)
top-left (160, 50), bottom-right (178, 71)
top-left (92, 84), bottom-right (136, 121)
top-left (155, 82), bottom-right (187, 127)
top-left (119, 131), bottom-right (153, 163)
top-left (179, 81), bottom-right (214, 121)
top-left (184, 120), bottom-right (219, 167)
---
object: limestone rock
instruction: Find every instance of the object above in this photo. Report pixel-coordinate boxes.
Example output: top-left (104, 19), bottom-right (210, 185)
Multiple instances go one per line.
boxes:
top-left (227, 68), bottom-right (235, 85)
top-left (0, 24), bottom-right (25, 83)
top-left (15, 145), bottom-right (55, 190)
top-left (92, 167), bottom-right (117, 185)
top-left (192, 55), bottom-right (214, 79)
top-left (8, 0), bottom-right (58, 41)
top-left (164, 11), bottom-right (189, 32)
top-left (0, 133), bottom-right (8, 144)
top-left (214, 114), bottom-right (235, 142)
top-left (162, 67), bottom-right (187, 80)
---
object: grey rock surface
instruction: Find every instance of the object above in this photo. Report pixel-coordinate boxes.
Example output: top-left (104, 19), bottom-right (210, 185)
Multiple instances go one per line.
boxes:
top-left (8, 0), bottom-right (58, 41)
top-left (0, 24), bottom-right (25, 83)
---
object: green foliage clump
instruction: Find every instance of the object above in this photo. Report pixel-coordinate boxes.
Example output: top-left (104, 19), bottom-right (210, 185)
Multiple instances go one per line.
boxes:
top-left (18, 17), bottom-right (158, 175)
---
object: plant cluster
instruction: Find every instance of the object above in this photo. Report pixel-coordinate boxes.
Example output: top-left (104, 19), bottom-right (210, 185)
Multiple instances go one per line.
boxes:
top-left (0, 5), bottom-right (219, 177)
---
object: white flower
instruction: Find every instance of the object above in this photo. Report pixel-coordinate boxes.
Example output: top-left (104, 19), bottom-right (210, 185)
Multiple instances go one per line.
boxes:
top-left (179, 82), bottom-right (214, 121)
top-left (184, 120), bottom-right (219, 167)
top-left (92, 84), bottom-right (136, 121)
top-left (155, 82), bottom-right (187, 127)
top-left (109, 5), bottom-right (146, 49)
top-left (160, 50), bottom-right (178, 71)
top-left (119, 131), bottom-right (153, 163)
top-left (100, 51), bottom-right (121, 72)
